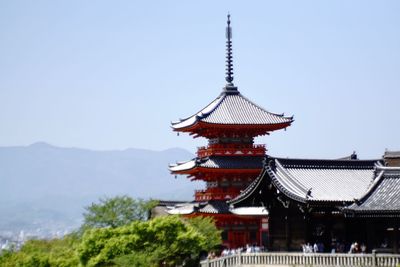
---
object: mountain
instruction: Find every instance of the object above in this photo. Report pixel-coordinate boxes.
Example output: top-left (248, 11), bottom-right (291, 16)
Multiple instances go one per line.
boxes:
top-left (0, 142), bottom-right (201, 235)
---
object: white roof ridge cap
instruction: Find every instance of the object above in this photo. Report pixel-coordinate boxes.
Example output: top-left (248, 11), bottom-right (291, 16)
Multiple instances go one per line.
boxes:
top-left (376, 165), bottom-right (400, 171)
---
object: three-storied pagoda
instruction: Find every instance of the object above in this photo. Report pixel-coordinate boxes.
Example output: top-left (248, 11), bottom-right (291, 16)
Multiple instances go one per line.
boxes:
top-left (169, 15), bottom-right (293, 248)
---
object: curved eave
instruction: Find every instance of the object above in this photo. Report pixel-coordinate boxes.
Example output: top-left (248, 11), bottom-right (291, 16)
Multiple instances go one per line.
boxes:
top-left (171, 166), bottom-right (263, 175)
top-left (167, 204), bottom-right (196, 215)
top-left (169, 159), bottom-right (196, 173)
top-left (229, 168), bottom-right (267, 205)
top-left (266, 165), bottom-right (308, 204)
top-left (172, 120), bottom-right (293, 136)
top-left (230, 207), bottom-right (269, 216)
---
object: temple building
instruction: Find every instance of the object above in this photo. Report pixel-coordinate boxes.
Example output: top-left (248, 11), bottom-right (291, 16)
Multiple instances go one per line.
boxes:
top-left (168, 15), bottom-right (293, 248)
top-left (165, 15), bottom-right (400, 252)
top-left (230, 155), bottom-right (400, 253)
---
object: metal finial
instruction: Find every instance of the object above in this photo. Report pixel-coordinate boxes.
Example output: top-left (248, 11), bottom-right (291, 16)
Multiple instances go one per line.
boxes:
top-left (225, 14), bottom-right (234, 86)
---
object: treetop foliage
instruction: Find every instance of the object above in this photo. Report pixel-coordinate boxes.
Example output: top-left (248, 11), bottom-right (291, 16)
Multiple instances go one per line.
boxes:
top-left (78, 215), bottom-right (221, 266)
top-left (82, 195), bottom-right (158, 229)
top-left (0, 196), bottom-right (221, 267)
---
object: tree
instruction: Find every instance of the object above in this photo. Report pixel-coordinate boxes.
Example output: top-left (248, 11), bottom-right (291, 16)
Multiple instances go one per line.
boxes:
top-left (82, 195), bottom-right (158, 229)
top-left (185, 216), bottom-right (222, 252)
top-left (78, 215), bottom-right (221, 266)
top-left (0, 233), bottom-right (81, 267)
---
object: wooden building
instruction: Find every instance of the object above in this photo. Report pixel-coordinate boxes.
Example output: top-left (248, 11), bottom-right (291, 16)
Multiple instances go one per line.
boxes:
top-left (165, 15), bottom-right (400, 252)
top-left (230, 156), bottom-right (400, 253)
top-left (168, 15), bottom-right (292, 249)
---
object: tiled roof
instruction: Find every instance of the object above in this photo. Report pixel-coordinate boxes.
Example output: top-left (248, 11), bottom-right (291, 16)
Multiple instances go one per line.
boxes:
top-left (269, 158), bottom-right (382, 203)
top-left (198, 200), bottom-right (230, 214)
top-left (170, 156), bottom-right (264, 172)
top-left (230, 156), bottom-right (383, 206)
top-left (171, 91), bottom-right (293, 130)
top-left (343, 167), bottom-right (400, 216)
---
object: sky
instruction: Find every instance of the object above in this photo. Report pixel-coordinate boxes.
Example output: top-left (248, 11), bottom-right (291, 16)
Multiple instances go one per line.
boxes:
top-left (0, 1), bottom-right (399, 159)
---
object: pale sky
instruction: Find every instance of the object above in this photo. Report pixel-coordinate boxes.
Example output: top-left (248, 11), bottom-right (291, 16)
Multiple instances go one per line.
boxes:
top-left (1, 1), bottom-right (399, 159)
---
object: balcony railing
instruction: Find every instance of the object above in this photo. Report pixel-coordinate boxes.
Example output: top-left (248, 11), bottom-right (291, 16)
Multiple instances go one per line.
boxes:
top-left (195, 188), bottom-right (240, 201)
top-left (200, 252), bottom-right (400, 267)
top-left (197, 144), bottom-right (266, 158)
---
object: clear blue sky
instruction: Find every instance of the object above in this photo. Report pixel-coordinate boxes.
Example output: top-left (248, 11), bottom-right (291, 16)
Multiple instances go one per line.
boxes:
top-left (1, 1), bottom-right (399, 159)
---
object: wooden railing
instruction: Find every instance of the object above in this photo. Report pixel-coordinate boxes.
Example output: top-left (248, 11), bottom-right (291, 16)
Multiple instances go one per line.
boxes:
top-left (194, 188), bottom-right (240, 201)
top-left (200, 252), bottom-right (400, 267)
top-left (197, 144), bottom-right (266, 158)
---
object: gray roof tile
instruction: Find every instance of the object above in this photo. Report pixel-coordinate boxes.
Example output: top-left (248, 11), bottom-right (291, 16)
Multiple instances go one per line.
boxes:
top-left (198, 200), bottom-right (230, 214)
top-left (269, 158), bottom-right (381, 203)
top-left (344, 167), bottom-right (400, 215)
top-left (172, 91), bottom-right (293, 130)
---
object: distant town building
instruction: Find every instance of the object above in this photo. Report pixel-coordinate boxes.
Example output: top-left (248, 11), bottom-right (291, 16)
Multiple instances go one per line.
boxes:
top-left (384, 150), bottom-right (400, 167)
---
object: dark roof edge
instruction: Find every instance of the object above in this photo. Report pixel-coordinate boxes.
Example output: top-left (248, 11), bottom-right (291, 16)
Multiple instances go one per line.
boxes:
top-left (272, 157), bottom-right (383, 169)
top-left (171, 93), bottom-right (226, 128)
top-left (229, 167), bottom-right (267, 205)
top-left (266, 163), bottom-right (307, 204)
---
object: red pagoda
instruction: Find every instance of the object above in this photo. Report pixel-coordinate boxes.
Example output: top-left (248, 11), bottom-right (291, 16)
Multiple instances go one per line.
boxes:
top-left (169, 15), bottom-right (293, 248)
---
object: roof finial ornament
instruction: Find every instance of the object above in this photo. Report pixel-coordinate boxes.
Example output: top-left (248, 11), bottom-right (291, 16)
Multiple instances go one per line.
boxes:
top-left (225, 13), bottom-right (236, 90)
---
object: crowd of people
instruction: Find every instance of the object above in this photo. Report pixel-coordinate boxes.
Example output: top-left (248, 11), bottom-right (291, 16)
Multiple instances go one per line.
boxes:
top-left (207, 239), bottom-right (391, 260)
top-left (301, 241), bottom-right (368, 254)
top-left (207, 244), bottom-right (265, 260)
top-left (301, 242), bottom-right (324, 253)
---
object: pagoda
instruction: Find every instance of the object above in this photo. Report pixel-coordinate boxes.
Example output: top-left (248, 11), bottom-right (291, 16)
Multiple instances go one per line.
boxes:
top-left (169, 15), bottom-right (293, 248)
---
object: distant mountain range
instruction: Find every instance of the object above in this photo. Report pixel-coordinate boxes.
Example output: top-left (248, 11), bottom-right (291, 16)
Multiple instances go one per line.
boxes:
top-left (0, 142), bottom-right (200, 234)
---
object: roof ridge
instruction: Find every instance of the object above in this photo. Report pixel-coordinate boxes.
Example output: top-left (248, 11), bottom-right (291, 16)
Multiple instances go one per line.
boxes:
top-left (229, 167), bottom-right (267, 205)
top-left (171, 94), bottom-right (226, 126)
top-left (266, 165), bottom-right (307, 203)
top-left (273, 156), bottom-right (381, 163)
top-left (275, 159), bottom-right (310, 197)
top-left (272, 157), bottom-right (381, 169)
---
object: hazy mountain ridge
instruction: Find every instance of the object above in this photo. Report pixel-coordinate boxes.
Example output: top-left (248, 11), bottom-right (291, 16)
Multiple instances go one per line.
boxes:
top-left (0, 143), bottom-right (200, 234)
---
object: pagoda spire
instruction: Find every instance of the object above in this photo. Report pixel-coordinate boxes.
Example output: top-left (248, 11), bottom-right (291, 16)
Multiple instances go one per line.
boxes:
top-left (225, 14), bottom-right (236, 90)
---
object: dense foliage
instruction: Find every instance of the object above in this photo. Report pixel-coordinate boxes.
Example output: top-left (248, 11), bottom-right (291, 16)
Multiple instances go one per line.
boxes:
top-left (79, 215), bottom-right (220, 266)
top-left (82, 196), bottom-right (158, 228)
top-left (0, 196), bottom-right (221, 267)
top-left (0, 233), bottom-right (80, 267)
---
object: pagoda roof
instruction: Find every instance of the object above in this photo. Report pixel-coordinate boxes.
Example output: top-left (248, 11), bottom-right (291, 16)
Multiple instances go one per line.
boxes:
top-left (231, 156), bottom-right (383, 205)
top-left (343, 166), bottom-right (400, 217)
top-left (169, 155), bottom-right (264, 173)
top-left (171, 89), bottom-right (293, 137)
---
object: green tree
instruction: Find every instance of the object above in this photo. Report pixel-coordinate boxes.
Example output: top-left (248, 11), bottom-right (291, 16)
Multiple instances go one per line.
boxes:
top-left (0, 197), bottom-right (222, 267)
top-left (82, 195), bottom-right (158, 229)
top-left (0, 233), bottom-right (80, 267)
top-left (78, 215), bottom-right (221, 266)
top-left (185, 216), bottom-right (222, 252)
